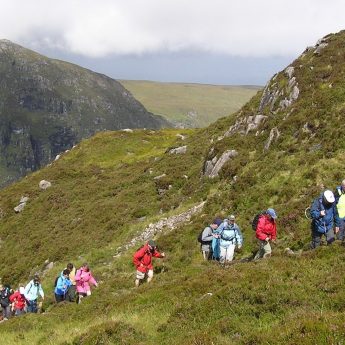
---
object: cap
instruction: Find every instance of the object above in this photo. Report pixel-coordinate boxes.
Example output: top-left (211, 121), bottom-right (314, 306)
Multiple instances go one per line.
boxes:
top-left (324, 190), bottom-right (335, 203)
top-left (228, 215), bottom-right (235, 220)
top-left (267, 208), bottom-right (277, 219)
top-left (213, 218), bottom-right (222, 226)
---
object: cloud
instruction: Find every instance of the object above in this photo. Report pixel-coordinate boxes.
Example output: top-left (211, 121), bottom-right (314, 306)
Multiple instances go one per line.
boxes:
top-left (0, 0), bottom-right (344, 57)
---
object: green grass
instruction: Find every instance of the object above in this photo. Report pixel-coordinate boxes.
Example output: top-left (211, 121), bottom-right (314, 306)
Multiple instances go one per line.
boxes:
top-left (120, 80), bottom-right (260, 128)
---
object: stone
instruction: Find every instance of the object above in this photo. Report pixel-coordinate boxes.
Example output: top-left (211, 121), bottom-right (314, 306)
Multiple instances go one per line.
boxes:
top-left (55, 154), bottom-right (61, 161)
top-left (291, 85), bottom-right (300, 101)
top-left (122, 128), bottom-right (133, 133)
top-left (176, 133), bottom-right (186, 140)
top-left (204, 150), bottom-right (238, 178)
top-left (153, 173), bottom-right (166, 180)
top-left (264, 127), bottom-right (280, 151)
top-left (285, 66), bottom-right (295, 79)
top-left (39, 180), bottom-right (52, 190)
top-left (14, 203), bottom-right (26, 213)
top-left (169, 146), bottom-right (187, 154)
top-left (20, 196), bottom-right (29, 203)
top-left (314, 43), bottom-right (328, 55)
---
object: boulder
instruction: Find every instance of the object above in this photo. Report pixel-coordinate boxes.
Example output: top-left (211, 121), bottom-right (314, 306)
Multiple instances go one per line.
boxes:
top-left (204, 150), bottom-right (238, 178)
top-left (122, 128), bottom-right (133, 133)
top-left (14, 196), bottom-right (29, 213)
top-left (55, 154), bottom-right (61, 161)
top-left (39, 180), bottom-right (52, 190)
top-left (169, 146), bottom-right (187, 154)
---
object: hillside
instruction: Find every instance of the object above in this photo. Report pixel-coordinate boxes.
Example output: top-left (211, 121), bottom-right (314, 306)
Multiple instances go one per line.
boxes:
top-left (0, 40), bottom-right (169, 188)
top-left (119, 80), bottom-right (260, 128)
top-left (1, 30), bottom-right (345, 345)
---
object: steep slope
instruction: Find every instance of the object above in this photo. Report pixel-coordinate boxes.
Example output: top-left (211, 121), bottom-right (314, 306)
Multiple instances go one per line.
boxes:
top-left (119, 80), bottom-right (260, 128)
top-left (1, 30), bottom-right (345, 344)
top-left (0, 40), bottom-right (169, 187)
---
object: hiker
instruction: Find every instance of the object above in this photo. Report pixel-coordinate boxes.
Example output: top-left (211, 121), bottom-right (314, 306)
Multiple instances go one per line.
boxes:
top-left (24, 274), bottom-right (44, 313)
top-left (200, 218), bottom-right (222, 260)
top-left (310, 190), bottom-right (339, 249)
top-left (254, 208), bottom-right (277, 259)
top-left (65, 263), bottom-right (77, 302)
top-left (9, 286), bottom-right (26, 316)
top-left (0, 284), bottom-right (12, 320)
top-left (75, 263), bottom-right (98, 304)
top-left (334, 180), bottom-right (345, 242)
top-left (218, 215), bottom-right (243, 263)
top-left (133, 240), bottom-right (165, 287)
top-left (54, 269), bottom-right (71, 303)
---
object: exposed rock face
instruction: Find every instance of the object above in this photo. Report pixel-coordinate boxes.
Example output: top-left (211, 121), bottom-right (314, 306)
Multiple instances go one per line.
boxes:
top-left (204, 150), bottom-right (238, 178)
top-left (0, 39), bottom-right (170, 187)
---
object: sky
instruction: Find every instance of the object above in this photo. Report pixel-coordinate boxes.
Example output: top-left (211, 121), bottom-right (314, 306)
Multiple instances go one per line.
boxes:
top-left (0, 0), bottom-right (344, 85)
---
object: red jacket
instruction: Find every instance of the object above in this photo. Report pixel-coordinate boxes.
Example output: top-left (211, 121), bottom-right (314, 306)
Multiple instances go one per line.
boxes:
top-left (256, 215), bottom-right (277, 241)
top-left (133, 243), bottom-right (163, 273)
top-left (9, 291), bottom-right (26, 310)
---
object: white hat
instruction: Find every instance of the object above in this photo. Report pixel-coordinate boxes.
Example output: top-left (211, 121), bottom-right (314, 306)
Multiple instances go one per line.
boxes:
top-left (228, 215), bottom-right (235, 220)
top-left (324, 190), bottom-right (335, 203)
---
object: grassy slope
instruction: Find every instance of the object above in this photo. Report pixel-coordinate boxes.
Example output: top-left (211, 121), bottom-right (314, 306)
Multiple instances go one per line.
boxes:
top-left (2, 31), bottom-right (345, 344)
top-left (119, 80), bottom-right (260, 128)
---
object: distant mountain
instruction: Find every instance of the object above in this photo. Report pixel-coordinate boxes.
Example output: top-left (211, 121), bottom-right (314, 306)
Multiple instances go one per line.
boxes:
top-left (0, 40), bottom-right (169, 186)
top-left (120, 80), bottom-right (261, 128)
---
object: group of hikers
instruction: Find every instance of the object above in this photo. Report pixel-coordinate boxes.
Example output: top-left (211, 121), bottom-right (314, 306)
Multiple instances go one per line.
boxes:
top-left (199, 180), bottom-right (345, 263)
top-left (199, 208), bottom-right (277, 263)
top-left (0, 262), bottom-right (98, 321)
top-left (1, 181), bottom-right (345, 320)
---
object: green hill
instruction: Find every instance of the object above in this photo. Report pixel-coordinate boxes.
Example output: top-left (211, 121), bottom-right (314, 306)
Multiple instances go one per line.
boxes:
top-left (119, 80), bottom-right (260, 128)
top-left (1, 30), bottom-right (345, 344)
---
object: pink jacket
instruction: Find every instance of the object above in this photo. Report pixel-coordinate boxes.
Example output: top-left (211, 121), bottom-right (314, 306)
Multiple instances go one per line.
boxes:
top-left (75, 268), bottom-right (97, 294)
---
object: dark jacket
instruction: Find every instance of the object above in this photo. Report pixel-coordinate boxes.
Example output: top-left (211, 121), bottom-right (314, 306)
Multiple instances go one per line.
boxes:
top-left (310, 194), bottom-right (340, 233)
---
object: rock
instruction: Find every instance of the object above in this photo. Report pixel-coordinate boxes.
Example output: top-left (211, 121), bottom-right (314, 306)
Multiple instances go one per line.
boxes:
top-left (14, 203), bottom-right (26, 213)
top-left (176, 133), bottom-right (186, 140)
top-left (314, 43), bottom-right (328, 55)
top-left (20, 196), bottom-right (29, 203)
top-left (204, 150), bottom-right (238, 178)
top-left (39, 180), bottom-right (52, 190)
top-left (169, 146), bottom-right (187, 154)
top-left (55, 154), bottom-right (61, 161)
top-left (153, 173), bottom-right (166, 180)
top-left (264, 127), bottom-right (280, 151)
top-left (285, 66), bottom-right (294, 79)
top-left (122, 128), bottom-right (133, 133)
top-left (291, 85), bottom-right (300, 101)
top-left (246, 115), bottom-right (268, 134)
top-left (14, 196), bottom-right (29, 213)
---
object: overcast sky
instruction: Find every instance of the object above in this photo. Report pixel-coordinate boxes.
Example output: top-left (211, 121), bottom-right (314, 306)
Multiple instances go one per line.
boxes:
top-left (0, 0), bottom-right (344, 84)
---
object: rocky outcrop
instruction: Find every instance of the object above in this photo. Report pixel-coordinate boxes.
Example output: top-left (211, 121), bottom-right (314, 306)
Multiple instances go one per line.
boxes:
top-left (14, 196), bottom-right (29, 213)
top-left (204, 150), bottom-right (238, 178)
top-left (264, 127), bottom-right (280, 151)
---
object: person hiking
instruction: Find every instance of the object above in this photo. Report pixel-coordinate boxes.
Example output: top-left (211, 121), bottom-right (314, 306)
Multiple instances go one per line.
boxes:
top-left (334, 180), bottom-right (345, 242)
top-left (65, 263), bottom-right (77, 302)
top-left (310, 190), bottom-right (340, 249)
top-left (24, 274), bottom-right (44, 313)
top-left (75, 263), bottom-right (98, 304)
top-left (133, 240), bottom-right (165, 287)
top-left (0, 284), bottom-right (12, 320)
top-left (200, 218), bottom-right (222, 260)
top-left (254, 208), bottom-right (277, 259)
top-left (9, 286), bottom-right (26, 316)
top-left (217, 215), bottom-right (243, 263)
top-left (54, 269), bottom-right (71, 303)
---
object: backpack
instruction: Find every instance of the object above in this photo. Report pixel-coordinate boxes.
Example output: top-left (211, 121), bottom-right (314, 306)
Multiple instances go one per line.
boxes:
top-left (251, 211), bottom-right (266, 231)
top-left (220, 224), bottom-right (236, 241)
top-left (0, 287), bottom-right (11, 307)
top-left (197, 227), bottom-right (211, 244)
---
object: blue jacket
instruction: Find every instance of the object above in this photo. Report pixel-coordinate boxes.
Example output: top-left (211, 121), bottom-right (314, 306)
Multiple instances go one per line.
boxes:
top-left (54, 273), bottom-right (72, 296)
top-left (310, 194), bottom-right (340, 233)
top-left (217, 221), bottom-right (242, 247)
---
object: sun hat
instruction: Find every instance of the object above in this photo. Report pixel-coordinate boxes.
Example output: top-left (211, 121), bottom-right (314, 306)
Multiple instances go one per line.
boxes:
top-left (323, 190), bottom-right (335, 203)
top-left (267, 208), bottom-right (277, 219)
